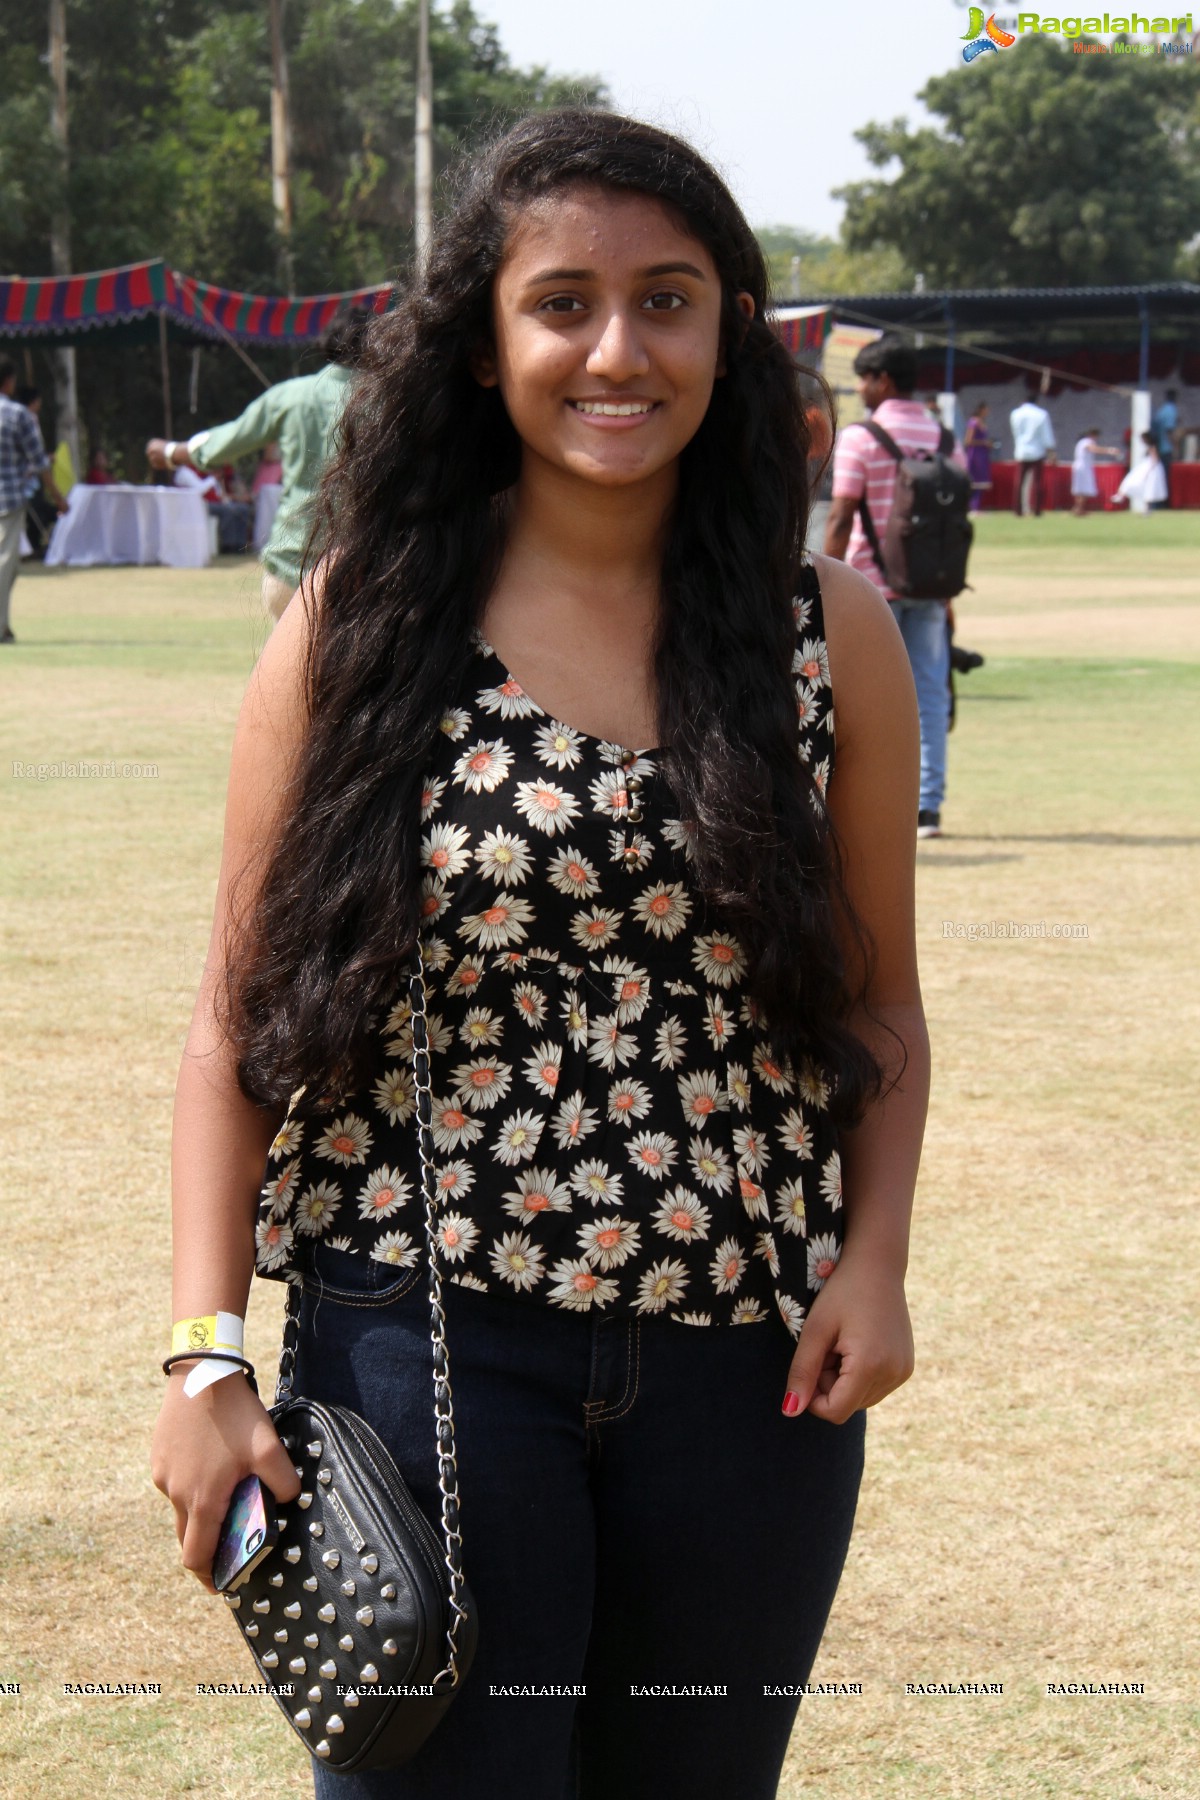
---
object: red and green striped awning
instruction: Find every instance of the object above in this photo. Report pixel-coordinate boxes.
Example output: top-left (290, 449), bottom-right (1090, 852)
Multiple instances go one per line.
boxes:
top-left (0, 258), bottom-right (395, 347)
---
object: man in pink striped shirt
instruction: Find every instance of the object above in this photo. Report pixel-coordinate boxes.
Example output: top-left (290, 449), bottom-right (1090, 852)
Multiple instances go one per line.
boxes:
top-left (823, 335), bottom-right (961, 839)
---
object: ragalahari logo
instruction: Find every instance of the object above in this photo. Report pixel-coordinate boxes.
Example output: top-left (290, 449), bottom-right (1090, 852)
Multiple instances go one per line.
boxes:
top-left (962, 9), bottom-right (1018, 55)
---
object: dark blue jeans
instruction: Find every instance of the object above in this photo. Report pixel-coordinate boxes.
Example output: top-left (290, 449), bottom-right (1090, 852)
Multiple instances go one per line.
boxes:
top-left (292, 1255), bottom-right (866, 1800)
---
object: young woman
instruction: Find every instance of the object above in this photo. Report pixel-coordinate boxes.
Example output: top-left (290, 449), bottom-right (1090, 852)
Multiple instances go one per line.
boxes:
top-left (152, 110), bottom-right (926, 1800)
top-left (964, 401), bottom-right (994, 513)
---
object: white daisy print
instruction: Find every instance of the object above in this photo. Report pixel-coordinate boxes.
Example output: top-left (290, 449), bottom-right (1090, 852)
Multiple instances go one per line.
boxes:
top-left (754, 1232), bottom-right (781, 1276)
top-left (551, 1091), bottom-right (599, 1151)
top-left (269, 1119), bottom-right (303, 1159)
top-left (811, 756), bottom-right (830, 800)
top-left (522, 1041), bottom-right (562, 1097)
top-left (501, 1167), bottom-right (573, 1222)
top-left (569, 1160), bottom-right (624, 1206)
top-left (795, 684), bottom-right (821, 729)
top-left (604, 958), bottom-right (652, 1024)
top-left (569, 907), bottom-right (623, 952)
top-left (421, 934), bottom-right (452, 973)
top-left (451, 1056), bottom-right (513, 1112)
top-left (710, 1237), bottom-right (746, 1294)
top-left (459, 1006), bottom-right (504, 1049)
top-left (730, 1298), bottom-right (765, 1324)
top-left (689, 1137), bottom-right (734, 1195)
top-left (561, 987), bottom-right (587, 1049)
top-left (798, 1060), bottom-right (831, 1110)
top-left (587, 1012), bottom-right (639, 1072)
top-left (459, 894), bottom-right (534, 951)
top-left (314, 1114), bottom-right (373, 1167)
top-left (295, 1179), bottom-right (342, 1236)
top-left (534, 721), bottom-right (584, 770)
top-left (512, 981), bottom-right (547, 1028)
top-left (577, 1215), bottom-right (641, 1270)
top-left (588, 768), bottom-right (635, 820)
top-left (651, 1187), bottom-right (712, 1243)
top-left (627, 1131), bottom-right (678, 1182)
top-left (372, 1066), bottom-right (415, 1126)
top-left (475, 827), bottom-right (534, 888)
top-left (356, 1167), bottom-right (411, 1220)
top-left (733, 1124), bottom-right (770, 1175)
top-left (513, 778), bottom-right (580, 836)
top-left (704, 996), bottom-right (734, 1051)
top-left (438, 706), bottom-right (471, 741)
top-left (692, 932), bottom-right (747, 988)
top-left (437, 1213), bottom-right (480, 1263)
top-left (421, 821), bottom-right (472, 879)
top-left (652, 1017), bottom-right (687, 1070)
top-left (431, 1099), bottom-right (485, 1153)
top-left (446, 955), bottom-right (486, 998)
top-left (677, 1070), bottom-right (728, 1128)
top-left (435, 1160), bottom-right (475, 1202)
top-left (371, 1231), bottom-right (420, 1268)
top-left (795, 637), bottom-right (830, 688)
top-left (793, 591), bottom-right (813, 631)
top-left (631, 881), bottom-right (692, 941)
top-left (777, 1108), bottom-right (814, 1159)
top-left (546, 1259), bottom-right (619, 1311)
top-left (819, 1150), bottom-right (842, 1210)
top-left (262, 1157), bottom-right (301, 1218)
top-left (774, 1177), bottom-right (808, 1238)
top-left (255, 1216), bottom-right (294, 1272)
top-left (633, 1259), bottom-right (689, 1314)
top-left (777, 1292), bottom-right (807, 1339)
top-left (452, 738), bottom-right (513, 793)
top-left (607, 1077), bottom-right (653, 1126)
top-left (807, 1232), bottom-right (840, 1290)
top-left (726, 1063), bottom-right (753, 1113)
top-left (738, 1174), bottom-right (769, 1220)
top-left (671, 1310), bottom-right (713, 1326)
top-left (477, 674), bottom-right (535, 719)
top-left (489, 1230), bottom-right (546, 1291)
top-left (548, 847), bottom-right (600, 900)
top-left (493, 1110), bottom-right (544, 1165)
top-left (420, 873), bottom-right (451, 926)
top-left (752, 1043), bottom-right (793, 1094)
top-left (608, 830), bottom-right (653, 871)
top-left (660, 817), bottom-right (696, 861)
top-left (327, 1236), bottom-right (356, 1253)
top-left (451, 1272), bottom-right (489, 1291)
top-left (420, 775), bottom-right (447, 819)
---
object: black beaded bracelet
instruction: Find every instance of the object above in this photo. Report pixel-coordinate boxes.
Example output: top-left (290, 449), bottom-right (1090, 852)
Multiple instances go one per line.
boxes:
top-left (162, 1349), bottom-right (257, 1380)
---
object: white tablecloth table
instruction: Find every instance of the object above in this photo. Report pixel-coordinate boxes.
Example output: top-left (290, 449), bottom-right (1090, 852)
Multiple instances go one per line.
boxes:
top-left (253, 482), bottom-right (283, 551)
top-left (45, 484), bottom-right (211, 569)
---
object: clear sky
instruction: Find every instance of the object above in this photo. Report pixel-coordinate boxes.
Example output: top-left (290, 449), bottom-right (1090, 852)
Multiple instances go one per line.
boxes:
top-left (480, 0), bottom-right (974, 238)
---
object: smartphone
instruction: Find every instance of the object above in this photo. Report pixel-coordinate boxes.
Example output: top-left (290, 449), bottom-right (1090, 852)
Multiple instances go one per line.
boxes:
top-left (212, 1474), bottom-right (280, 1592)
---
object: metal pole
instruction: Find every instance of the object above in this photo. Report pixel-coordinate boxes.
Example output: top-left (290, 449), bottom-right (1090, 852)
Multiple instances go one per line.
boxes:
top-left (48, 0), bottom-right (82, 477)
top-left (159, 310), bottom-right (174, 441)
top-left (268, 0), bottom-right (296, 295)
top-left (414, 0), bottom-right (433, 278)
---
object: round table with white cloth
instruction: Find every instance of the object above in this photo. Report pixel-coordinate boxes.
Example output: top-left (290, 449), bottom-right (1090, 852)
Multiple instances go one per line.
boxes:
top-left (253, 482), bottom-right (283, 551)
top-left (45, 484), bottom-right (211, 569)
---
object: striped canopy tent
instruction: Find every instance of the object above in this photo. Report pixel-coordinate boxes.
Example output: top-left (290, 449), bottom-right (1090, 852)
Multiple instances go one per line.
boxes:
top-left (0, 258), bottom-right (395, 350)
top-left (770, 304), bottom-right (831, 360)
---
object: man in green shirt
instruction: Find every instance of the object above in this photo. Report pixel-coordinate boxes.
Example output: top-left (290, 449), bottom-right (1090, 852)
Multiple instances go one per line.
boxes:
top-left (146, 306), bottom-right (369, 622)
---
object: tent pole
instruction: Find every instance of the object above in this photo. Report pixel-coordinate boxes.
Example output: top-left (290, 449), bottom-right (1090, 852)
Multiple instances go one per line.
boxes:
top-left (159, 309), bottom-right (173, 440)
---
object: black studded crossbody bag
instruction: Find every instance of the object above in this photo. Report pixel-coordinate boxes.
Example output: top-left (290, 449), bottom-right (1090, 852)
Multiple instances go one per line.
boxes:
top-left (220, 951), bottom-right (480, 1773)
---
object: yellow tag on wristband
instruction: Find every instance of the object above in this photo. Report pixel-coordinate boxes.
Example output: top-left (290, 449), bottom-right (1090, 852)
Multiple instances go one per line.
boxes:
top-left (171, 1312), bottom-right (245, 1357)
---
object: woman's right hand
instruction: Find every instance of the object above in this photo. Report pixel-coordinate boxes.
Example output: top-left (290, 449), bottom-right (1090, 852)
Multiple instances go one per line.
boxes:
top-left (151, 1370), bottom-right (303, 1594)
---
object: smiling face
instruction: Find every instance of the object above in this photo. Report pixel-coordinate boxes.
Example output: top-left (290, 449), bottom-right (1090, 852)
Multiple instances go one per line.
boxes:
top-left (476, 185), bottom-right (745, 495)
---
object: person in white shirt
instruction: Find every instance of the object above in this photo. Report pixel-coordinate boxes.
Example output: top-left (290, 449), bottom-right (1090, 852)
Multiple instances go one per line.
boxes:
top-left (1070, 428), bottom-right (1120, 517)
top-left (1009, 399), bottom-right (1056, 517)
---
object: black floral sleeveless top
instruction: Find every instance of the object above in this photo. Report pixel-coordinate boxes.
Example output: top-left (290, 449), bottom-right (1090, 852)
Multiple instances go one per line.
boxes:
top-left (254, 561), bottom-right (842, 1336)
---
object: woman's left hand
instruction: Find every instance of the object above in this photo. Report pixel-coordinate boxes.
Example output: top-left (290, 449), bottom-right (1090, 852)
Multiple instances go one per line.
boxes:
top-left (780, 1249), bottom-right (915, 1425)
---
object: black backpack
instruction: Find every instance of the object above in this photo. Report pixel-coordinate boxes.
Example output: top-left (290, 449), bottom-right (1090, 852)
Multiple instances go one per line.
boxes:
top-left (856, 422), bottom-right (973, 601)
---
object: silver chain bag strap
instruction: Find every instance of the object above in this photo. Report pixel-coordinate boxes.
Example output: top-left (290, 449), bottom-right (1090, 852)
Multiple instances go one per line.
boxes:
top-left (221, 944), bottom-right (479, 1773)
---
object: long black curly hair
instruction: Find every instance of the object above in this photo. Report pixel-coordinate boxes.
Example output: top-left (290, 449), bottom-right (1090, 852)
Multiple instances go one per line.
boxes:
top-left (221, 108), bottom-right (885, 1126)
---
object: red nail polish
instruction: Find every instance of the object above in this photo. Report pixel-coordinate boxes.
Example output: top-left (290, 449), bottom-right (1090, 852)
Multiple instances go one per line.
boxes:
top-left (782, 1391), bottom-right (801, 1416)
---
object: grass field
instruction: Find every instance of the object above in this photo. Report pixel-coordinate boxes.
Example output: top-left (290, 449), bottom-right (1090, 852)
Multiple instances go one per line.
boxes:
top-left (1, 516), bottom-right (1198, 1798)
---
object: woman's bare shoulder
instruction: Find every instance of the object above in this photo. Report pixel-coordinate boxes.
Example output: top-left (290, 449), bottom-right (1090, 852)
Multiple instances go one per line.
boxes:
top-left (806, 554), bottom-right (910, 743)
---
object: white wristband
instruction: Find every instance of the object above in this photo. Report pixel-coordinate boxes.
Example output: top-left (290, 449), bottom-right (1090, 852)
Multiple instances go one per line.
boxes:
top-left (173, 1310), bottom-right (247, 1398)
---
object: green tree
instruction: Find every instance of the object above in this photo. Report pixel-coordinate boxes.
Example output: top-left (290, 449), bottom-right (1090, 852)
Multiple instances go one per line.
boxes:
top-left (837, 34), bottom-right (1200, 287)
top-left (0, 0), bottom-right (604, 472)
top-left (756, 226), bottom-right (911, 300)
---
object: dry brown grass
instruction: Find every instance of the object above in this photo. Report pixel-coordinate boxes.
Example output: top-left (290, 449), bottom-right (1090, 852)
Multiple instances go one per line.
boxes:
top-left (1, 532), bottom-right (1197, 1798)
